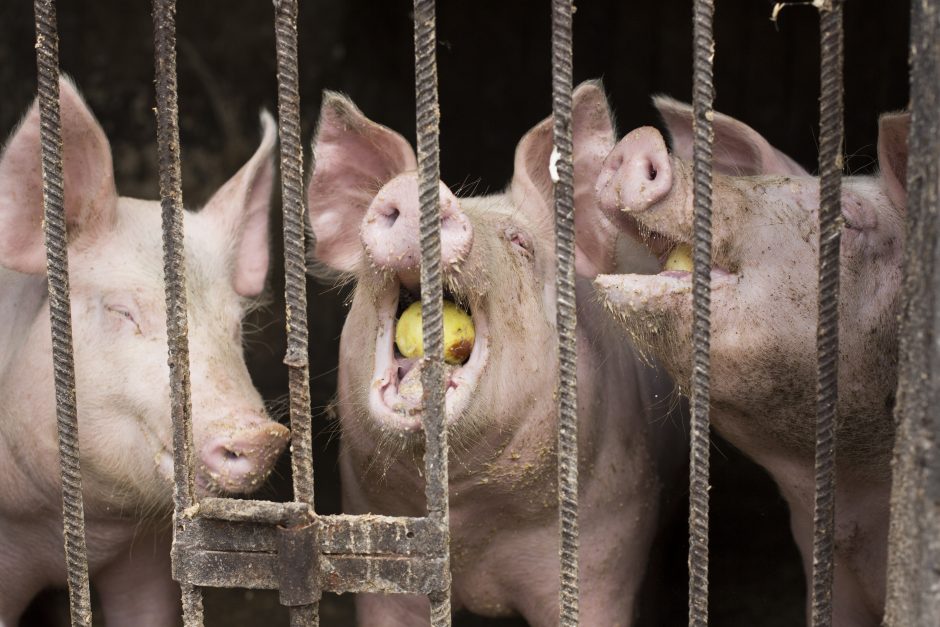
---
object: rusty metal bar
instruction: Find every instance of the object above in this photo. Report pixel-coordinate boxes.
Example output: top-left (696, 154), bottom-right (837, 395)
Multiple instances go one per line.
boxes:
top-left (689, 0), bottom-right (715, 625)
top-left (884, 0), bottom-right (940, 623)
top-left (196, 497), bottom-right (312, 526)
top-left (32, 1), bottom-right (93, 625)
top-left (549, 1), bottom-right (579, 624)
top-left (272, 0), bottom-right (315, 506)
top-left (413, 0), bottom-right (452, 623)
top-left (271, 0), bottom-right (318, 621)
top-left (151, 0), bottom-right (203, 624)
top-left (811, 2), bottom-right (843, 626)
top-left (173, 513), bottom-right (446, 590)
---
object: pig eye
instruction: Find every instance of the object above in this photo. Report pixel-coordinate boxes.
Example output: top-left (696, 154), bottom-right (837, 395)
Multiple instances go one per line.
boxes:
top-left (505, 226), bottom-right (534, 259)
top-left (106, 305), bottom-right (141, 333)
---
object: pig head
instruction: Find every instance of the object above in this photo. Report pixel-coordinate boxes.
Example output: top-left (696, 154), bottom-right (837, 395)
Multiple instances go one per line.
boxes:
top-left (0, 78), bottom-right (289, 625)
top-left (595, 97), bottom-right (909, 625)
top-left (307, 84), bottom-right (682, 626)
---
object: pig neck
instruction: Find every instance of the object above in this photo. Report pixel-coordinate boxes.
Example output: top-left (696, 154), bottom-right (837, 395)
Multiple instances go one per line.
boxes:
top-left (709, 401), bottom-right (891, 602)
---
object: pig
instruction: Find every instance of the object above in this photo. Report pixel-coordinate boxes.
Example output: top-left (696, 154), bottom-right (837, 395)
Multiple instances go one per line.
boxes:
top-left (0, 77), bottom-right (290, 626)
top-left (306, 82), bottom-right (684, 626)
top-left (594, 97), bottom-right (909, 626)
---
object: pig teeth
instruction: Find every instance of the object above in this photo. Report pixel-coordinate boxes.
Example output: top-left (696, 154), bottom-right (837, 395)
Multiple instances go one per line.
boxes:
top-left (664, 243), bottom-right (694, 273)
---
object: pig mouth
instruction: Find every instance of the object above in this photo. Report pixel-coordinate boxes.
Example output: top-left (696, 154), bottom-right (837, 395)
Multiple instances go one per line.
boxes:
top-left (595, 223), bottom-right (738, 313)
top-left (369, 282), bottom-right (489, 432)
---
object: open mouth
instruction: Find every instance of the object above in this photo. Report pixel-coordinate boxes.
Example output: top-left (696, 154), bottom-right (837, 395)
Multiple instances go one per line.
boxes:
top-left (596, 221), bottom-right (738, 311)
top-left (369, 280), bottom-right (489, 432)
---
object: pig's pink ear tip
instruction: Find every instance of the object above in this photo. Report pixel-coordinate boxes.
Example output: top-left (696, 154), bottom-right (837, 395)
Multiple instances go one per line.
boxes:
top-left (258, 109), bottom-right (277, 147)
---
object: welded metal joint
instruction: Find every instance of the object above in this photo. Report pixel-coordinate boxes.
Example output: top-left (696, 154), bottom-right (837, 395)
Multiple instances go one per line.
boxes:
top-left (277, 523), bottom-right (322, 607)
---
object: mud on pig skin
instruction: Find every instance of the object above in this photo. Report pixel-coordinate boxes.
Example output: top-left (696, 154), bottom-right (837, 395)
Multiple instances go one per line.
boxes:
top-left (0, 78), bottom-right (290, 626)
top-left (595, 96), bottom-right (909, 626)
top-left (306, 82), bottom-right (685, 626)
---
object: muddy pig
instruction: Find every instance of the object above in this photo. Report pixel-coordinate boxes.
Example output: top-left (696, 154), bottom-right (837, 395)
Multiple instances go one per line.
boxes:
top-left (306, 82), bottom-right (684, 626)
top-left (594, 97), bottom-right (908, 625)
top-left (0, 78), bottom-right (290, 625)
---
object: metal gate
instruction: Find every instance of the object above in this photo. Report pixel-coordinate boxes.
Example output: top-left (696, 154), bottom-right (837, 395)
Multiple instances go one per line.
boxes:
top-left (25, 0), bottom-right (940, 625)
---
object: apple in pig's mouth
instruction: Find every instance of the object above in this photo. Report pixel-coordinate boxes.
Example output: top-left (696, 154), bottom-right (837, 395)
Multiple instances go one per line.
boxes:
top-left (369, 281), bottom-right (489, 432)
top-left (595, 219), bottom-right (738, 313)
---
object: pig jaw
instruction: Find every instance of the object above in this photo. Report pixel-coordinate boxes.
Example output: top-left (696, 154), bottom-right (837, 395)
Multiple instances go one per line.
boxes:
top-left (366, 279), bottom-right (490, 433)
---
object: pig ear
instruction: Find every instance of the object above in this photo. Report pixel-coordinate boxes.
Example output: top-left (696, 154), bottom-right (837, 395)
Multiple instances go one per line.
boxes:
top-left (202, 111), bottom-right (277, 297)
top-left (511, 81), bottom-right (619, 276)
top-left (0, 76), bottom-right (117, 274)
top-left (877, 111), bottom-right (909, 210)
top-left (653, 95), bottom-right (809, 177)
top-left (307, 92), bottom-right (417, 273)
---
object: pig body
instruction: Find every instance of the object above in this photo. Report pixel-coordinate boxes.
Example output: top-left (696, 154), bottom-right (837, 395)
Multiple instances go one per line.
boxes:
top-left (595, 98), bottom-right (909, 625)
top-left (0, 79), bottom-right (290, 625)
top-left (308, 84), bottom-right (683, 626)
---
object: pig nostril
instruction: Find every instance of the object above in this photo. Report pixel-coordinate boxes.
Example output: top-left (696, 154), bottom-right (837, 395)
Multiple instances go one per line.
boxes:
top-left (647, 162), bottom-right (658, 181)
top-left (223, 447), bottom-right (241, 461)
top-left (385, 207), bottom-right (400, 227)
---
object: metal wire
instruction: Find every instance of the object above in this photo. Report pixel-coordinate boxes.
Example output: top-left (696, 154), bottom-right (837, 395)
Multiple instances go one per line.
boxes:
top-left (549, 1), bottom-right (579, 624)
top-left (689, 0), bottom-right (715, 625)
top-left (151, 0), bottom-right (203, 623)
top-left (32, 2), bottom-right (93, 625)
top-left (273, 1), bottom-right (317, 621)
top-left (884, 0), bottom-right (940, 623)
top-left (413, 0), bottom-right (452, 623)
top-left (811, 2), bottom-right (843, 626)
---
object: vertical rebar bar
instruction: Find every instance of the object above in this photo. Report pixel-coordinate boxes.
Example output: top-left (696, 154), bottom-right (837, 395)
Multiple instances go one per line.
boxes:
top-left (273, 0), bottom-right (318, 621)
top-left (549, 1), bottom-right (579, 624)
top-left (413, 1), bottom-right (452, 624)
top-left (884, 0), bottom-right (940, 624)
top-left (32, 2), bottom-right (93, 625)
top-left (689, 0), bottom-right (715, 625)
top-left (811, 2), bottom-right (843, 626)
top-left (151, 0), bottom-right (203, 624)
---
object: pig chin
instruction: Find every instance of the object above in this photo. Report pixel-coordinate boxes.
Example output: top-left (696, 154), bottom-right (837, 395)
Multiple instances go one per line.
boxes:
top-left (368, 282), bottom-right (489, 433)
top-left (593, 213), bottom-right (739, 364)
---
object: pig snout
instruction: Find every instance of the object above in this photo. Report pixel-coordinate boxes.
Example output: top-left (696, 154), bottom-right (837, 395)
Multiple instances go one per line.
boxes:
top-left (360, 175), bottom-right (472, 275)
top-left (596, 126), bottom-right (673, 215)
top-left (198, 417), bottom-right (289, 494)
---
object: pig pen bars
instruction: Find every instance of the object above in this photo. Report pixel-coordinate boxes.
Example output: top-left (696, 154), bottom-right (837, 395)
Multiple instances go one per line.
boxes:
top-left (27, 0), bottom-right (940, 626)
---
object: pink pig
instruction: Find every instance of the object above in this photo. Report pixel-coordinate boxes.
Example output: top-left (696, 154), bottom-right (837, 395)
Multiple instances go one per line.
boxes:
top-left (306, 82), bottom-right (684, 626)
top-left (595, 97), bottom-right (909, 626)
top-left (0, 78), bottom-right (290, 625)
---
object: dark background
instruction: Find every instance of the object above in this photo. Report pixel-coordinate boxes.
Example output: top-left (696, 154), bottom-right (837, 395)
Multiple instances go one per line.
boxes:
top-left (0, 0), bottom-right (909, 625)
